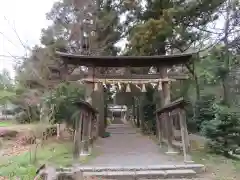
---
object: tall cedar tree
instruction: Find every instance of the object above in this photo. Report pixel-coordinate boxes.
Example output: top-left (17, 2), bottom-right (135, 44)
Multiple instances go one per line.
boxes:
top-left (122, 0), bottom-right (225, 55)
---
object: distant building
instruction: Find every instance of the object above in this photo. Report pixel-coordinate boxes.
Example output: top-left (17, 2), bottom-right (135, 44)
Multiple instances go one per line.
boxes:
top-left (107, 104), bottom-right (127, 118)
top-left (0, 102), bottom-right (17, 120)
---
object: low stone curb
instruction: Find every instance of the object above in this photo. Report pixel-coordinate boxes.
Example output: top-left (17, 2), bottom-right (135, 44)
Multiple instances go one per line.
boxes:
top-left (56, 164), bottom-right (205, 173)
top-left (83, 169), bottom-right (196, 179)
top-left (39, 165), bottom-right (202, 179)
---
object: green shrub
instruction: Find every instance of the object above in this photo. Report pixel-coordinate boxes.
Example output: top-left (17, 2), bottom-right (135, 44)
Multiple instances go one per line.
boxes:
top-left (201, 104), bottom-right (240, 156)
top-left (43, 82), bottom-right (85, 128)
top-left (194, 94), bottom-right (216, 131)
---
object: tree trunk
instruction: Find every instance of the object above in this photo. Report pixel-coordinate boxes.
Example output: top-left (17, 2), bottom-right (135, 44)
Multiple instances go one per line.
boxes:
top-left (222, 0), bottom-right (231, 105)
top-left (136, 100), bottom-right (140, 128)
top-left (194, 74), bottom-right (200, 101)
top-left (222, 78), bottom-right (230, 105)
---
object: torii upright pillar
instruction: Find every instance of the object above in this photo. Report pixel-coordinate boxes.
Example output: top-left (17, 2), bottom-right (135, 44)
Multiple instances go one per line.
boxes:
top-left (161, 67), bottom-right (178, 154)
top-left (87, 80), bottom-right (105, 138)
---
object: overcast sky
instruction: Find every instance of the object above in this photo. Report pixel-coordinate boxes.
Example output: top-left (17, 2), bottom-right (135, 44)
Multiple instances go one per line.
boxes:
top-left (0, 0), bottom-right (58, 78)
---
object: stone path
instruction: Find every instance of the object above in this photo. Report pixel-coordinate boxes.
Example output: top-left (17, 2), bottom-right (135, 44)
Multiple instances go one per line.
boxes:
top-left (49, 119), bottom-right (205, 179)
top-left (87, 119), bottom-right (183, 167)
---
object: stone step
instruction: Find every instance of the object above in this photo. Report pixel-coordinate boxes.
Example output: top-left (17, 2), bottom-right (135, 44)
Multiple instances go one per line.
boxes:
top-left (107, 128), bottom-right (136, 130)
top-left (107, 129), bottom-right (137, 134)
top-left (107, 126), bottom-right (133, 129)
top-left (108, 129), bottom-right (136, 131)
top-left (107, 124), bottom-right (131, 127)
top-left (83, 169), bottom-right (197, 179)
top-left (107, 126), bottom-right (136, 130)
top-left (107, 129), bottom-right (136, 131)
top-left (107, 129), bottom-right (134, 131)
top-left (108, 124), bottom-right (128, 126)
top-left (107, 129), bottom-right (135, 131)
top-left (68, 164), bottom-right (205, 173)
top-left (109, 132), bottom-right (137, 134)
top-left (107, 127), bottom-right (135, 129)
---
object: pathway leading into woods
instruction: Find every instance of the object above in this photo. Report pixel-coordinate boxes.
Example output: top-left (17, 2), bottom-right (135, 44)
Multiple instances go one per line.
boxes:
top-left (86, 118), bottom-right (183, 166)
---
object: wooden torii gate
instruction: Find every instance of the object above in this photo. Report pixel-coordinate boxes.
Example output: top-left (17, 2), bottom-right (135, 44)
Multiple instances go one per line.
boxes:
top-left (56, 51), bottom-right (195, 158)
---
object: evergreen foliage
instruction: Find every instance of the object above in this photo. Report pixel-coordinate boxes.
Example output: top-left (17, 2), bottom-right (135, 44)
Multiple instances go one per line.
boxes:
top-left (194, 94), bottom-right (216, 131)
top-left (202, 103), bottom-right (240, 156)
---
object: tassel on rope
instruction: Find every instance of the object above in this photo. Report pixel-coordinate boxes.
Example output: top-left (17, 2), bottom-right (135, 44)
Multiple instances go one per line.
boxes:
top-left (94, 82), bottom-right (98, 91)
top-left (126, 83), bottom-right (131, 92)
top-left (135, 84), bottom-right (141, 90)
top-left (158, 82), bottom-right (162, 91)
top-left (118, 82), bottom-right (122, 91)
top-left (141, 83), bottom-right (146, 92)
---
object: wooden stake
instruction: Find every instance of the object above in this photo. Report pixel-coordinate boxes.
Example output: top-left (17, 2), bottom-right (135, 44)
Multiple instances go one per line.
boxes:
top-left (73, 113), bottom-right (83, 159)
top-left (156, 113), bottom-right (163, 147)
top-left (81, 112), bottom-right (89, 155)
top-left (88, 113), bottom-right (93, 154)
top-left (179, 109), bottom-right (193, 163)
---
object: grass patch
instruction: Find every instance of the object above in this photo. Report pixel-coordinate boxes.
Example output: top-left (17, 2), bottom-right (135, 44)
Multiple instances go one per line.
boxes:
top-left (0, 121), bottom-right (13, 127)
top-left (147, 131), bottom-right (240, 180)
top-left (192, 150), bottom-right (240, 180)
top-left (0, 90), bottom-right (15, 99)
top-left (0, 141), bottom-right (97, 179)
